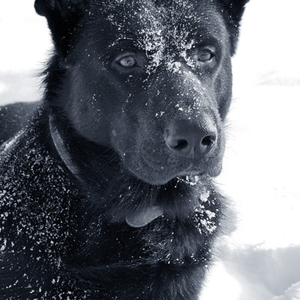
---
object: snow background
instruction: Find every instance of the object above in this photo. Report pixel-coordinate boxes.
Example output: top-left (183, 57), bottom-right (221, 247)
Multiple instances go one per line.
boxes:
top-left (0, 0), bottom-right (300, 299)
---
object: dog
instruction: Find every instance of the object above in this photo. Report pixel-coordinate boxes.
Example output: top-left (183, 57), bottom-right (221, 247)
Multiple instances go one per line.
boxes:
top-left (0, 0), bottom-right (249, 299)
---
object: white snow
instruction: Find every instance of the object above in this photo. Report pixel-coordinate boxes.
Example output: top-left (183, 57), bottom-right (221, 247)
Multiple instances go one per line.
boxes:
top-left (1, 0), bottom-right (300, 299)
top-left (272, 282), bottom-right (300, 300)
top-left (0, 0), bottom-right (51, 104)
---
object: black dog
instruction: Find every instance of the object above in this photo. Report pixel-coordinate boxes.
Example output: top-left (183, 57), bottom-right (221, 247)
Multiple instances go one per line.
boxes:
top-left (0, 0), bottom-right (249, 299)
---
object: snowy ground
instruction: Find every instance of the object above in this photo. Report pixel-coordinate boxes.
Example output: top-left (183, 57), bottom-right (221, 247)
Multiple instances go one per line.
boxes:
top-left (1, 0), bottom-right (300, 299)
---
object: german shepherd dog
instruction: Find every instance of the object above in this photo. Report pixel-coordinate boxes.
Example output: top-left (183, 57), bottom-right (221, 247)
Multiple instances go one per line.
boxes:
top-left (0, 0), bottom-right (249, 299)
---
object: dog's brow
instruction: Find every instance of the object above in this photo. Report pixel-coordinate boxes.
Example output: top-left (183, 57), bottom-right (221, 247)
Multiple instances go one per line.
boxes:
top-left (110, 36), bottom-right (138, 48)
top-left (193, 35), bottom-right (223, 51)
top-left (96, 36), bottom-right (139, 60)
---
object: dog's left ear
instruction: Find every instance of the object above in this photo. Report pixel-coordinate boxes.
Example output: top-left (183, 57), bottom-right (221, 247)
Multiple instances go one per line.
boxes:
top-left (219, 0), bottom-right (250, 55)
top-left (35, 0), bottom-right (89, 55)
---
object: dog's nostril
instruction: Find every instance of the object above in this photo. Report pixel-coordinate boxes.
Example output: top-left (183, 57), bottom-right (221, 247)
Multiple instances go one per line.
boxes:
top-left (173, 139), bottom-right (189, 150)
top-left (165, 135), bottom-right (192, 156)
top-left (201, 135), bottom-right (216, 147)
top-left (199, 134), bottom-right (216, 155)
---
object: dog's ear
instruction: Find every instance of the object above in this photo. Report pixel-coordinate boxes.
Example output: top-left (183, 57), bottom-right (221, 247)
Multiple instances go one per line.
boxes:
top-left (220, 0), bottom-right (249, 24)
top-left (35, 0), bottom-right (89, 55)
top-left (219, 0), bottom-right (250, 55)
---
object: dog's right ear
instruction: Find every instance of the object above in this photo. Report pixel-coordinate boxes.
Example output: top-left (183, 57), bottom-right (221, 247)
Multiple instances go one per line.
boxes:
top-left (35, 0), bottom-right (89, 55)
top-left (219, 0), bottom-right (250, 55)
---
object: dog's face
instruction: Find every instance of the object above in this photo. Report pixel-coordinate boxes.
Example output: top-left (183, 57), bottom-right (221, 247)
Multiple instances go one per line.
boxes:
top-left (36, 0), bottom-right (246, 186)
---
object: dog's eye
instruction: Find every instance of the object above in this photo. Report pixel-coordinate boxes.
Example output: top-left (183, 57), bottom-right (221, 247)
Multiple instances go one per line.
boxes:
top-left (196, 49), bottom-right (214, 63)
top-left (186, 46), bottom-right (216, 69)
top-left (113, 52), bottom-right (149, 73)
top-left (198, 51), bottom-right (213, 62)
top-left (116, 55), bottom-right (136, 68)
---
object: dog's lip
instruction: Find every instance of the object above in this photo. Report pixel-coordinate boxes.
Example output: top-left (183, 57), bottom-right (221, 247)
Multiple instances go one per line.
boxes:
top-left (124, 147), bottom-right (222, 185)
top-left (130, 166), bottom-right (204, 187)
top-left (138, 155), bottom-right (194, 185)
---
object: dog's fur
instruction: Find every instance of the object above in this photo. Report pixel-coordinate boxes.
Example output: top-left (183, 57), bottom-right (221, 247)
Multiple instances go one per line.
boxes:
top-left (0, 0), bottom-right (249, 299)
top-left (0, 101), bottom-right (40, 145)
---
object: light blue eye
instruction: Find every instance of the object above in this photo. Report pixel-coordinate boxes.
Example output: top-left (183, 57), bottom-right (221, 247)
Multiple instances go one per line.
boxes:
top-left (117, 55), bottom-right (136, 68)
top-left (197, 49), bottom-right (214, 62)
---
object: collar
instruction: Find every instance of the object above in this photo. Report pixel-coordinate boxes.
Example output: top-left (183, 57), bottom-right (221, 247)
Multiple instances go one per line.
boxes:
top-left (49, 115), bottom-right (81, 178)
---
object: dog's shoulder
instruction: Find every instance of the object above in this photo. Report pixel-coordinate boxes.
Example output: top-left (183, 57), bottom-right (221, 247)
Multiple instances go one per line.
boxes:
top-left (0, 106), bottom-right (83, 296)
top-left (0, 101), bottom-right (40, 145)
top-left (0, 106), bottom-right (79, 240)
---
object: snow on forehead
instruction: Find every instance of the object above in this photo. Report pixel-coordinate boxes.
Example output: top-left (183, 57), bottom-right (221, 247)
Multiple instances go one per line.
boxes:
top-left (96, 0), bottom-right (219, 49)
top-left (92, 0), bottom-right (223, 71)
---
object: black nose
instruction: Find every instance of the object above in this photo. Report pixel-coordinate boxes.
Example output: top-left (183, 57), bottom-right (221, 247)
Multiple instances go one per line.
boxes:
top-left (164, 119), bottom-right (217, 158)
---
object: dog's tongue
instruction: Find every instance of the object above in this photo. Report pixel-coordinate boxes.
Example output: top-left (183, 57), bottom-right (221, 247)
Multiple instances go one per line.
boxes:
top-left (126, 206), bottom-right (164, 228)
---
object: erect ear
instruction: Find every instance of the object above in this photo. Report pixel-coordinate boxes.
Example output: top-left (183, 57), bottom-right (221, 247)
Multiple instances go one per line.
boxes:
top-left (219, 0), bottom-right (250, 55)
top-left (35, 0), bottom-right (89, 56)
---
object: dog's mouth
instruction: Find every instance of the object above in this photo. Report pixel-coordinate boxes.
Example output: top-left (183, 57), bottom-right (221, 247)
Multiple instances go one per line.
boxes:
top-left (123, 173), bottom-right (215, 228)
top-left (125, 150), bottom-right (222, 186)
top-left (124, 174), bottom-right (209, 228)
top-left (121, 152), bottom-right (221, 228)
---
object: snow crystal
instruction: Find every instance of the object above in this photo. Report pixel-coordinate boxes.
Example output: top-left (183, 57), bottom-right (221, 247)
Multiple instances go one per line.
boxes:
top-left (0, 238), bottom-right (7, 251)
top-left (193, 187), bottom-right (218, 235)
top-left (155, 111), bottom-right (165, 118)
top-left (1, 130), bottom-right (23, 154)
top-left (200, 189), bottom-right (210, 202)
top-left (179, 174), bottom-right (202, 186)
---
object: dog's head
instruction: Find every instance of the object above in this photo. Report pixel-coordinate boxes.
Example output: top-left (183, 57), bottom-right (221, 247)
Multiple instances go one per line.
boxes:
top-left (36, 1), bottom-right (248, 200)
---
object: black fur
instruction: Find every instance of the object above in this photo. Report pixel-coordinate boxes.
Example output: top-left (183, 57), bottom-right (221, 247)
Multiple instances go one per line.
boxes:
top-left (0, 101), bottom-right (39, 145)
top-left (219, 0), bottom-right (250, 54)
top-left (0, 0), bottom-right (249, 299)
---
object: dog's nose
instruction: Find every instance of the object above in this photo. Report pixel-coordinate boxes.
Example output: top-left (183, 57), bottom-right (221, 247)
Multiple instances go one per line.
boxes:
top-left (164, 120), bottom-right (217, 158)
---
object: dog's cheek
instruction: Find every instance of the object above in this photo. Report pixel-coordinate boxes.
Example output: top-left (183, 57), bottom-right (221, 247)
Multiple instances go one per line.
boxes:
top-left (109, 102), bottom-right (159, 180)
top-left (110, 111), bottom-right (139, 157)
top-left (70, 99), bottom-right (112, 146)
top-left (60, 67), bottom-right (117, 146)
top-left (214, 56), bottom-right (233, 120)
